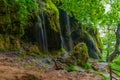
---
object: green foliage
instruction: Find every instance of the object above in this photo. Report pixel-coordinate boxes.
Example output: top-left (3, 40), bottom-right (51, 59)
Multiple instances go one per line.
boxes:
top-left (110, 55), bottom-right (120, 76)
top-left (95, 71), bottom-right (110, 80)
top-left (100, 0), bottom-right (120, 27)
top-left (61, 47), bottom-right (67, 53)
top-left (65, 64), bottom-right (77, 72)
top-left (60, 0), bottom-right (120, 28)
top-left (3, 0), bottom-right (38, 37)
top-left (111, 62), bottom-right (120, 71)
top-left (100, 26), bottom-right (116, 61)
top-left (113, 55), bottom-right (120, 66)
top-left (17, 0), bottom-right (38, 36)
top-left (51, 0), bottom-right (61, 4)
top-left (105, 0), bottom-right (120, 25)
top-left (81, 62), bottom-right (92, 70)
top-left (60, 0), bottom-right (105, 27)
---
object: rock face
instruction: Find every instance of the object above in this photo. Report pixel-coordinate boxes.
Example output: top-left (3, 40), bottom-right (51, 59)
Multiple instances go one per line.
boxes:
top-left (58, 7), bottom-right (103, 58)
top-left (44, 0), bottom-right (61, 51)
top-left (0, 0), bottom-right (21, 50)
top-left (0, 0), bottom-right (103, 59)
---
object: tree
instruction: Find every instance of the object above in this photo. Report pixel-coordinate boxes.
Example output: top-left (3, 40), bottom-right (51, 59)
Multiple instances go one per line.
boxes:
top-left (108, 24), bottom-right (120, 61)
top-left (104, 0), bottom-right (120, 61)
top-left (60, 0), bottom-right (120, 61)
top-left (60, 0), bottom-right (105, 27)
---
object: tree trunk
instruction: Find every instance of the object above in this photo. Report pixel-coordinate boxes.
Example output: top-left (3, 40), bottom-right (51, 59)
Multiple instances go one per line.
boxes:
top-left (107, 24), bottom-right (120, 61)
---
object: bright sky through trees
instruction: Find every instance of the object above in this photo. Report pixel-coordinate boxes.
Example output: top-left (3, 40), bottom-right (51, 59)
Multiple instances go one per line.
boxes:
top-left (105, 4), bottom-right (111, 13)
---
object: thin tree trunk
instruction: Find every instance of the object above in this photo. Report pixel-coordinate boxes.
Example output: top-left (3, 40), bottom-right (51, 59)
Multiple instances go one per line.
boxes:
top-left (106, 26), bottom-right (110, 60)
top-left (108, 24), bottom-right (120, 61)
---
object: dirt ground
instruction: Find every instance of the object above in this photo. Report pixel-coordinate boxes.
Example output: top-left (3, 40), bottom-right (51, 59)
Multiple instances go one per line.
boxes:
top-left (0, 52), bottom-right (104, 80)
top-left (0, 65), bottom-right (104, 80)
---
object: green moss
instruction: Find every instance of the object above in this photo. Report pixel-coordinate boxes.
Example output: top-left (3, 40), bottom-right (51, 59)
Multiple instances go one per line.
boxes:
top-left (4, 34), bottom-right (11, 49)
top-left (46, 0), bottom-right (59, 19)
top-left (44, 0), bottom-right (60, 32)
top-left (87, 27), bottom-right (103, 53)
top-left (83, 31), bottom-right (102, 59)
top-left (1, 0), bottom-right (38, 37)
top-left (71, 42), bottom-right (89, 66)
top-left (51, 0), bottom-right (61, 4)
top-left (50, 50), bottom-right (61, 55)
top-left (0, 14), bottom-right (10, 25)
top-left (93, 30), bottom-right (103, 52)
top-left (0, 34), bottom-right (22, 51)
top-left (0, 34), bottom-right (5, 50)
top-left (81, 62), bottom-right (92, 69)
top-left (65, 63), bottom-right (77, 72)
top-left (29, 45), bottom-right (40, 54)
top-left (61, 47), bottom-right (67, 53)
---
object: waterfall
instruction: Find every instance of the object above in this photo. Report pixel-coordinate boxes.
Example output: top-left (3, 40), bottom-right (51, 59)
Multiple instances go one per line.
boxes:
top-left (59, 10), bottom-right (73, 54)
top-left (34, 0), bottom-right (48, 53)
top-left (66, 13), bottom-right (73, 52)
top-left (39, 0), bottom-right (48, 53)
top-left (34, 0), bottom-right (72, 54)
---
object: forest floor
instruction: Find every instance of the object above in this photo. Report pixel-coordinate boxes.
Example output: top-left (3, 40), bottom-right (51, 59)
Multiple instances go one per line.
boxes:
top-left (0, 52), bottom-right (114, 80)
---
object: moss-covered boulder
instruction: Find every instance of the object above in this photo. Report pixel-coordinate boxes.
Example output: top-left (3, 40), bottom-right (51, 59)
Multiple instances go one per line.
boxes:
top-left (71, 42), bottom-right (89, 66)
top-left (53, 42), bottom-right (89, 70)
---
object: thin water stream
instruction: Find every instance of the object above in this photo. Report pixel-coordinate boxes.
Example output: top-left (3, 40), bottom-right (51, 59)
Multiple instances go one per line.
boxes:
top-left (34, 0), bottom-right (48, 53)
top-left (66, 13), bottom-right (73, 52)
top-left (39, 0), bottom-right (48, 53)
top-left (59, 11), bottom-right (73, 54)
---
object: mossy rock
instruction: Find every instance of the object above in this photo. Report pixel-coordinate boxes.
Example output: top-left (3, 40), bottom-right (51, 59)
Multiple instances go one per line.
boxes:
top-left (87, 27), bottom-right (103, 53)
top-left (54, 42), bottom-right (89, 70)
top-left (0, 34), bottom-right (5, 50)
top-left (83, 31), bottom-right (102, 59)
top-left (44, 0), bottom-right (60, 32)
top-left (0, 34), bottom-right (21, 51)
top-left (71, 42), bottom-right (89, 66)
top-left (29, 45), bottom-right (40, 55)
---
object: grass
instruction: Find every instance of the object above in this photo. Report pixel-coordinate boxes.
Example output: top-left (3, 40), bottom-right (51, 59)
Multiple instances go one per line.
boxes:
top-left (95, 71), bottom-right (110, 80)
top-left (65, 64), bottom-right (77, 72)
top-left (110, 55), bottom-right (120, 76)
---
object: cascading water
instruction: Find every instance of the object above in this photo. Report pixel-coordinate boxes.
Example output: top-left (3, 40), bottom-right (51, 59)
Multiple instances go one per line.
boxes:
top-left (39, 0), bottom-right (48, 53)
top-left (34, 0), bottom-right (72, 54)
top-left (34, 0), bottom-right (48, 53)
top-left (66, 13), bottom-right (73, 52)
top-left (59, 10), bottom-right (73, 54)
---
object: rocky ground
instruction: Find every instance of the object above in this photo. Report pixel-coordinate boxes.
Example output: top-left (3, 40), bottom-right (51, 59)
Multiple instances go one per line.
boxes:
top-left (0, 52), bottom-right (110, 80)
